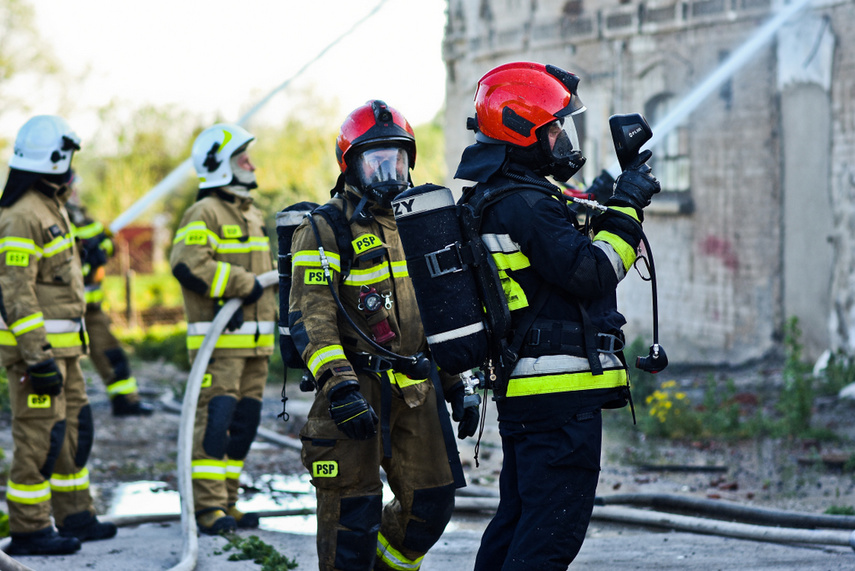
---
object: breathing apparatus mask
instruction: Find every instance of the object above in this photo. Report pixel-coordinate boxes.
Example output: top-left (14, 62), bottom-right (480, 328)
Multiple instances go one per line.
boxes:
top-left (532, 118), bottom-right (586, 182)
top-left (352, 145), bottom-right (410, 209)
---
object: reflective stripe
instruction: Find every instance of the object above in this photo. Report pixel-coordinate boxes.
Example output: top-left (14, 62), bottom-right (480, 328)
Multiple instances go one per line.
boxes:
top-left (512, 353), bottom-right (625, 376)
top-left (0, 318), bottom-right (86, 348)
top-left (426, 321), bottom-right (484, 345)
top-left (594, 230), bottom-right (636, 271)
top-left (376, 532), bottom-right (424, 570)
top-left (214, 237), bottom-right (270, 254)
top-left (192, 460), bottom-right (227, 480)
top-left (43, 234), bottom-right (74, 258)
top-left (506, 368), bottom-right (628, 397)
top-left (391, 261), bottom-right (409, 278)
top-left (343, 263), bottom-right (391, 286)
top-left (173, 221), bottom-right (216, 245)
top-left (107, 377), bottom-right (138, 397)
top-left (74, 220), bottom-right (105, 239)
top-left (6, 480), bottom-right (51, 505)
top-left (48, 331), bottom-right (89, 348)
top-left (10, 312), bottom-right (44, 336)
top-left (226, 460), bottom-right (244, 480)
top-left (292, 250), bottom-right (342, 273)
top-left (186, 333), bottom-right (274, 351)
top-left (387, 370), bottom-right (427, 389)
top-left (481, 233), bottom-right (519, 253)
top-left (594, 240), bottom-right (627, 281)
top-left (279, 326), bottom-right (289, 335)
top-left (50, 468), bottom-right (90, 492)
top-left (307, 345), bottom-right (346, 377)
top-left (186, 321), bottom-right (276, 337)
top-left (210, 261), bottom-right (231, 297)
top-left (0, 237), bottom-right (42, 258)
top-left (494, 266), bottom-right (528, 311)
top-left (85, 287), bottom-right (105, 304)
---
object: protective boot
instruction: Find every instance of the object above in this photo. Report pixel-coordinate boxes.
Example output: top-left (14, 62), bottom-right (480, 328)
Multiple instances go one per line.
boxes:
top-left (111, 394), bottom-right (154, 417)
top-left (228, 504), bottom-right (260, 529)
top-left (6, 526), bottom-right (82, 555)
top-left (57, 511), bottom-right (118, 542)
top-left (197, 509), bottom-right (237, 535)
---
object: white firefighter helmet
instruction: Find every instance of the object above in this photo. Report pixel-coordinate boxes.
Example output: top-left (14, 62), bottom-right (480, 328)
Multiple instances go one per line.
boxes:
top-left (9, 115), bottom-right (81, 174)
top-left (191, 123), bottom-right (255, 190)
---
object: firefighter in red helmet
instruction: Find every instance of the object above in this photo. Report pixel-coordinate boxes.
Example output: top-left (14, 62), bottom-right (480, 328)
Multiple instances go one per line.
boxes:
top-left (455, 62), bottom-right (661, 569)
top-left (288, 100), bottom-right (477, 570)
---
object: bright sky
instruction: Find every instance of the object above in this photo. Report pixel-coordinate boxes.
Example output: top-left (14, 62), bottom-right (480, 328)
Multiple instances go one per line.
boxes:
top-left (19, 0), bottom-right (447, 146)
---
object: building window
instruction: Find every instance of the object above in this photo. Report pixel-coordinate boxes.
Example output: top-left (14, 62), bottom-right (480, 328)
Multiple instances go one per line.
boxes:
top-left (645, 94), bottom-right (690, 194)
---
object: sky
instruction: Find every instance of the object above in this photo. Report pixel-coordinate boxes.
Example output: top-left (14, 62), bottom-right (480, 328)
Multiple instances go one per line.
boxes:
top-left (14, 0), bottom-right (448, 147)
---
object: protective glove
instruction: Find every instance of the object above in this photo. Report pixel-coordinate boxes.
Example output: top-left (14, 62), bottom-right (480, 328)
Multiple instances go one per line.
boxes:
top-left (28, 359), bottom-right (63, 396)
top-left (446, 382), bottom-right (480, 439)
top-left (82, 239), bottom-right (108, 270)
top-left (586, 169), bottom-right (616, 205)
top-left (215, 300), bottom-right (244, 332)
top-left (609, 150), bottom-right (661, 211)
top-left (242, 278), bottom-right (264, 306)
top-left (327, 382), bottom-right (378, 440)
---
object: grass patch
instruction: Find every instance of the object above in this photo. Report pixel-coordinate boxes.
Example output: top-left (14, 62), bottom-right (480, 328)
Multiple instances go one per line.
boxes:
top-left (220, 534), bottom-right (298, 570)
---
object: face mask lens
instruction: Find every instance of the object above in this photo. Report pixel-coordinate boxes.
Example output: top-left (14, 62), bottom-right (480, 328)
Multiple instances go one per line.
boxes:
top-left (357, 146), bottom-right (409, 190)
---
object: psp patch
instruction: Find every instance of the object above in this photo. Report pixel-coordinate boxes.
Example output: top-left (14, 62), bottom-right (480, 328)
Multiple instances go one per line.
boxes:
top-left (352, 233), bottom-right (382, 255)
top-left (28, 394), bottom-right (51, 409)
top-left (312, 461), bottom-right (338, 478)
top-left (222, 225), bottom-right (242, 239)
top-left (6, 251), bottom-right (28, 267)
top-left (304, 269), bottom-right (327, 285)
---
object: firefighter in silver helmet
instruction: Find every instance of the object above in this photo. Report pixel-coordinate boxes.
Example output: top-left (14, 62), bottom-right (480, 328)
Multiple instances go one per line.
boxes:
top-left (0, 115), bottom-right (117, 556)
top-left (170, 123), bottom-right (275, 535)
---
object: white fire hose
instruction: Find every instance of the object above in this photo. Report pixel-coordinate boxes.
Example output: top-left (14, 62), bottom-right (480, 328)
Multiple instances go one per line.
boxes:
top-left (167, 270), bottom-right (278, 571)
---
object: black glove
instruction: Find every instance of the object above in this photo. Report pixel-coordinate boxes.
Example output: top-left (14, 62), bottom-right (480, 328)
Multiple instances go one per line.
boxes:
top-left (215, 300), bottom-right (244, 332)
top-left (609, 150), bottom-right (661, 211)
top-left (446, 382), bottom-right (480, 439)
top-left (586, 169), bottom-right (616, 204)
top-left (242, 278), bottom-right (264, 306)
top-left (328, 382), bottom-right (378, 440)
top-left (28, 359), bottom-right (63, 396)
top-left (82, 239), bottom-right (108, 270)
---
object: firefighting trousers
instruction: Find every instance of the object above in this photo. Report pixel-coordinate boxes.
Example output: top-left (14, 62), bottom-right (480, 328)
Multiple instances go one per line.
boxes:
top-left (5, 357), bottom-right (96, 533)
top-left (191, 356), bottom-right (267, 514)
top-left (85, 304), bottom-right (140, 403)
top-left (474, 409), bottom-right (603, 571)
top-left (300, 375), bottom-right (456, 571)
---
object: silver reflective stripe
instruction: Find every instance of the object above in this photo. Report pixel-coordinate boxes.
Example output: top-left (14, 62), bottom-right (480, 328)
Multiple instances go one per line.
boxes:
top-left (593, 240), bottom-right (627, 281)
top-left (187, 320), bottom-right (276, 336)
top-left (279, 326), bottom-right (290, 335)
top-left (45, 319), bottom-right (83, 334)
top-left (426, 321), bottom-right (485, 345)
top-left (391, 186), bottom-right (454, 219)
top-left (481, 233), bottom-right (520, 253)
top-left (512, 353), bottom-right (624, 376)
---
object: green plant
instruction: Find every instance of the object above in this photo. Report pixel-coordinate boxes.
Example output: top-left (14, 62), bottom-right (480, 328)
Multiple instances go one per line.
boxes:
top-left (0, 367), bottom-right (10, 414)
top-left (221, 534), bottom-right (298, 570)
top-left (819, 350), bottom-right (855, 396)
top-left (823, 505), bottom-right (855, 516)
top-left (0, 511), bottom-right (8, 538)
top-left (627, 337), bottom-right (657, 403)
top-left (638, 380), bottom-right (701, 438)
top-left (774, 318), bottom-right (815, 437)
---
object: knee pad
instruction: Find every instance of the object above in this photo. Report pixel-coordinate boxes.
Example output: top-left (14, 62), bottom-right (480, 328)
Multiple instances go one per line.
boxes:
top-left (403, 483), bottom-right (456, 552)
top-left (335, 495), bottom-right (382, 570)
top-left (74, 405), bottom-right (94, 467)
top-left (203, 395), bottom-right (237, 458)
top-left (104, 347), bottom-right (130, 381)
top-left (40, 420), bottom-right (67, 479)
top-left (225, 398), bottom-right (262, 461)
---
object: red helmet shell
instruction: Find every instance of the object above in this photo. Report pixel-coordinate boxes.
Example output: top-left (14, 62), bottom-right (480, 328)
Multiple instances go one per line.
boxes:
top-left (473, 62), bottom-right (585, 147)
top-left (335, 100), bottom-right (416, 173)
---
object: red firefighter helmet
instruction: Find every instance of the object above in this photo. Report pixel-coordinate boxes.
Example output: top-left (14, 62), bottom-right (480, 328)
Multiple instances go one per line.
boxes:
top-left (335, 100), bottom-right (416, 173)
top-left (473, 62), bottom-right (585, 147)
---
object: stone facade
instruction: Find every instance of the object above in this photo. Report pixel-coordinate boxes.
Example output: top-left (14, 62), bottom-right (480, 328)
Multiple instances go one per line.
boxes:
top-left (442, 0), bottom-right (854, 365)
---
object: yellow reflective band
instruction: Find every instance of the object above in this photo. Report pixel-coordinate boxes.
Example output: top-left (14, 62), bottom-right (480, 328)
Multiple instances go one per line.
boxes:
top-left (6, 480), bottom-right (51, 505)
top-left (226, 459), bottom-right (244, 479)
top-left (307, 345), bottom-right (346, 377)
top-left (506, 368), bottom-right (628, 397)
top-left (594, 230), bottom-right (637, 271)
top-left (107, 377), bottom-right (138, 397)
top-left (100, 237), bottom-right (114, 257)
top-left (28, 394), bottom-right (52, 408)
top-left (391, 261), bottom-right (409, 278)
top-left (5, 251), bottom-right (29, 266)
top-left (174, 221), bottom-right (215, 245)
top-left (343, 262), bottom-right (391, 286)
top-left (43, 234), bottom-right (74, 258)
top-left (50, 468), bottom-right (90, 492)
top-left (387, 371), bottom-right (427, 389)
top-left (47, 330), bottom-right (88, 349)
top-left (75, 221), bottom-right (105, 239)
top-left (0, 237), bottom-right (42, 259)
top-left (491, 250), bottom-right (531, 272)
top-left (352, 233), bottom-right (382, 255)
top-left (85, 288), bottom-right (105, 304)
top-left (292, 250), bottom-right (342, 273)
top-left (210, 261), bottom-right (231, 298)
top-left (610, 205), bottom-right (640, 221)
top-left (312, 461), bottom-right (339, 478)
top-left (186, 333), bottom-right (274, 351)
top-left (213, 237), bottom-right (270, 254)
top-left (497, 270), bottom-right (528, 311)
top-left (10, 312), bottom-right (45, 336)
top-left (377, 532), bottom-right (424, 570)
top-left (192, 460), bottom-right (227, 480)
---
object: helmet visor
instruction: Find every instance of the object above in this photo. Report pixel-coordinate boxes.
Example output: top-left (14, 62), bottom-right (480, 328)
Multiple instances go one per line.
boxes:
top-left (546, 118), bottom-right (580, 160)
top-left (355, 146), bottom-right (410, 192)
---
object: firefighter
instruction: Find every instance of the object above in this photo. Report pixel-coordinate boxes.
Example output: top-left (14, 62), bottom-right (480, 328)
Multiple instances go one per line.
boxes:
top-left (65, 172), bottom-right (154, 416)
top-left (170, 123), bottom-right (274, 535)
top-left (0, 115), bottom-right (117, 555)
top-left (453, 62), bottom-right (661, 569)
top-left (288, 100), bottom-right (477, 571)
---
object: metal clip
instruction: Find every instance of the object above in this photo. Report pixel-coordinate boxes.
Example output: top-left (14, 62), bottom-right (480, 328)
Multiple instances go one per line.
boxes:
top-left (424, 243), bottom-right (465, 277)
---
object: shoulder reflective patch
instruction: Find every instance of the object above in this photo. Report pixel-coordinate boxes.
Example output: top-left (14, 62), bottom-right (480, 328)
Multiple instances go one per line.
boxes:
top-left (312, 461), bottom-right (338, 478)
top-left (201, 373), bottom-right (213, 388)
top-left (6, 252), bottom-right (29, 267)
top-left (222, 225), bottom-right (242, 239)
top-left (304, 269), bottom-right (327, 285)
top-left (185, 230), bottom-right (207, 245)
top-left (352, 233), bottom-right (382, 255)
top-left (28, 394), bottom-right (51, 409)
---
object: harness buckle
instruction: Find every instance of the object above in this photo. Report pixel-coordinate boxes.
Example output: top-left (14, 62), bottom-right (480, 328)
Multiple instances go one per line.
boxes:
top-left (597, 333), bottom-right (624, 354)
top-left (424, 243), bottom-right (466, 277)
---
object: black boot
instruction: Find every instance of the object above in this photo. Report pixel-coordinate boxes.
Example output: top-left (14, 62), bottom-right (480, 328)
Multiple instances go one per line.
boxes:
top-left (6, 526), bottom-right (81, 556)
top-left (111, 394), bottom-right (154, 417)
top-left (57, 511), bottom-right (117, 542)
top-left (228, 504), bottom-right (260, 529)
top-left (197, 509), bottom-right (237, 535)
